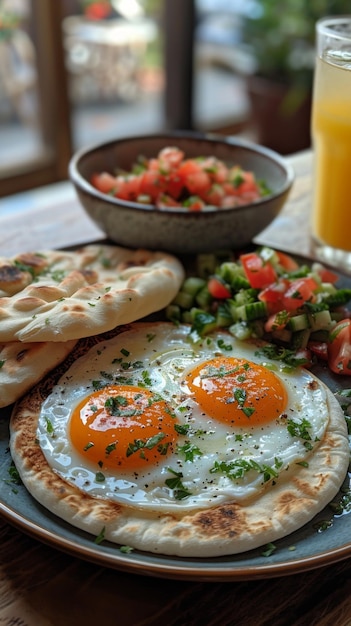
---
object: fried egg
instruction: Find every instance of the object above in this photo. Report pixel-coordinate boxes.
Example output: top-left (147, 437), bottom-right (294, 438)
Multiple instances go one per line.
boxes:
top-left (37, 322), bottom-right (329, 513)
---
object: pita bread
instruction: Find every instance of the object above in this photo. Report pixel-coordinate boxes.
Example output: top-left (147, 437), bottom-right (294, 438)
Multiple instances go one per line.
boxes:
top-left (9, 323), bottom-right (350, 558)
top-left (0, 245), bottom-right (184, 343)
top-left (0, 339), bottom-right (77, 408)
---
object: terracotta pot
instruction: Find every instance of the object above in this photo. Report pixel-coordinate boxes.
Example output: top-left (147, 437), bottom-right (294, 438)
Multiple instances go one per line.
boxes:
top-left (247, 76), bottom-right (312, 155)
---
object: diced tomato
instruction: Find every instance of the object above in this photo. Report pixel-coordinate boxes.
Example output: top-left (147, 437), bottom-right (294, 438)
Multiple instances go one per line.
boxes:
top-left (148, 158), bottom-right (160, 171)
top-left (275, 251), bottom-right (299, 271)
top-left (156, 194), bottom-right (181, 208)
top-left (282, 277), bottom-right (319, 311)
top-left (166, 171), bottom-right (184, 200)
top-left (158, 147), bottom-right (184, 171)
top-left (91, 172), bottom-right (117, 194)
top-left (258, 278), bottom-right (290, 313)
top-left (294, 348), bottom-right (313, 368)
top-left (230, 170), bottom-right (259, 196)
top-left (203, 184), bottom-right (225, 207)
top-left (177, 160), bottom-right (212, 197)
top-left (139, 170), bottom-right (166, 201)
top-left (315, 265), bottom-right (339, 284)
top-left (183, 196), bottom-right (205, 211)
top-left (208, 277), bottom-right (231, 299)
top-left (264, 310), bottom-right (290, 332)
top-left (113, 175), bottom-right (141, 201)
top-left (328, 319), bottom-right (351, 375)
top-left (240, 252), bottom-right (277, 289)
top-left (308, 341), bottom-right (329, 361)
top-left (201, 157), bottom-right (229, 183)
top-left (91, 148), bottom-right (269, 210)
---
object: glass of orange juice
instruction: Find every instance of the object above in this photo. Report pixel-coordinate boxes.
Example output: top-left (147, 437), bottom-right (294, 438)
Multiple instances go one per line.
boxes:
top-left (311, 16), bottom-right (351, 270)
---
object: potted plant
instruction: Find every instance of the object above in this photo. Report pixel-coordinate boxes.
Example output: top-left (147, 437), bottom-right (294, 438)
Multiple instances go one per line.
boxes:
top-left (241, 0), bottom-right (350, 154)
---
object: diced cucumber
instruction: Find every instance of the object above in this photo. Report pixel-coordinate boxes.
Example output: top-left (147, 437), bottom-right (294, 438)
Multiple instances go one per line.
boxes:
top-left (234, 288), bottom-right (258, 306)
top-left (165, 304), bottom-right (181, 322)
top-left (181, 310), bottom-right (193, 324)
top-left (195, 285), bottom-right (212, 309)
top-left (216, 303), bottom-right (233, 327)
top-left (218, 262), bottom-right (250, 289)
top-left (172, 290), bottom-right (195, 309)
top-left (229, 321), bottom-right (252, 341)
top-left (318, 282), bottom-right (337, 296)
top-left (308, 309), bottom-right (332, 331)
top-left (287, 313), bottom-right (310, 332)
top-left (259, 246), bottom-right (278, 265)
top-left (323, 288), bottom-right (351, 307)
top-left (196, 254), bottom-right (218, 278)
top-left (189, 309), bottom-right (218, 335)
top-left (291, 329), bottom-right (311, 349)
top-left (235, 301), bottom-right (267, 322)
top-left (182, 276), bottom-right (206, 296)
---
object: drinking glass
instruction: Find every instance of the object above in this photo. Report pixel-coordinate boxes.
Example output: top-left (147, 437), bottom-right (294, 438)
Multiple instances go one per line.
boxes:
top-left (311, 16), bottom-right (351, 270)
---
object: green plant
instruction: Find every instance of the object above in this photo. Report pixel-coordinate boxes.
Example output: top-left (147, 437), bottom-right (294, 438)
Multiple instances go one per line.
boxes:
top-left (242, 0), bottom-right (351, 88)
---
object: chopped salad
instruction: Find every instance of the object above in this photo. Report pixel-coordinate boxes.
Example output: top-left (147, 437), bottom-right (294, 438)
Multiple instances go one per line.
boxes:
top-left (90, 146), bottom-right (271, 210)
top-left (165, 247), bottom-right (351, 375)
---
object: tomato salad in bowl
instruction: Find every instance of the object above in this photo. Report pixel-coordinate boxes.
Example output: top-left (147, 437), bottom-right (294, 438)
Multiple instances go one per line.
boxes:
top-left (166, 246), bottom-right (351, 376)
top-left (69, 132), bottom-right (294, 253)
top-left (90, 146), bottom-right (270, 211)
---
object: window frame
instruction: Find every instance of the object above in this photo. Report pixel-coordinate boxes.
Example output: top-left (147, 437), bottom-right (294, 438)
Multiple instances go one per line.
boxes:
top-left (0, 0), bottom-right (72, 198)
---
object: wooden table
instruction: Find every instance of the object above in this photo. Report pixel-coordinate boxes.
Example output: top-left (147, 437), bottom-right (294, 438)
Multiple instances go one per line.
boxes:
top-left (2, 150), bottom-right (351, 626)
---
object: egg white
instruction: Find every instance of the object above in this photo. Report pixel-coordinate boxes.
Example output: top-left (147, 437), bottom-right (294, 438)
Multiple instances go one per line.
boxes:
top-left (37, 323), bottom-right (329, 512)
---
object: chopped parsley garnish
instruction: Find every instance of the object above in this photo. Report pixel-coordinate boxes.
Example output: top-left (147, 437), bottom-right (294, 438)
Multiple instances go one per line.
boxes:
top-left (141, 370), bottom-right (152, 386)
top-left (174, 423), bottom-right (190, 436)
top-left (165, 468), bottom-right (192, 500)
top-left (95, 527), bottom-right (106, 544)
top-left (45, 417), bottom-right (54, 435)
top-left (255, 344), bottom-right (310, 368)
top-left (84, 442), bottom-right (94, 451)
top-left (177, 441), bottom-right (203, 462)
top-left (120, 545), bottom-right (134, 554)
top-left (261, 542), bottom-right (277, 557)
top-left (210, 457), bottom-right (281, 483)
top-left (217, 338), bottom-right (232, 351)
top-left (126, 433), bottom-right (166, 458)
top-left (6, 462), bottom-right (22, 487)
top-left (287, 417), bottom-right (312, 442)
top-left (104, 395), bottom-right (139, 417)
top-left (105, 442), bottom-right (117, 455)
top-left (95, 471), bottom-right (106, 483)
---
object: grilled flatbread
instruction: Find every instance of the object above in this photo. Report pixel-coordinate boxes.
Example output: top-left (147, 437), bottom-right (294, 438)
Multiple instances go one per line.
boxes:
top-left (0, 339), bottom-right (77, 408)
top-left (9, 323), bottom-right (350, 558)
top-left (0, 245), bottom-right (184, 342)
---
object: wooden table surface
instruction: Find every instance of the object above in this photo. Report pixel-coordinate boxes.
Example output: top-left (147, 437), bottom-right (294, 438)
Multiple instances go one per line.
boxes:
top-left (1, 150), bottom-right (351, 626)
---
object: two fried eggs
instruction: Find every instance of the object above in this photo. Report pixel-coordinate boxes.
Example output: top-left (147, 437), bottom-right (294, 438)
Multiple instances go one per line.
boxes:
top-left (38, 323), bottom-right (329, 513)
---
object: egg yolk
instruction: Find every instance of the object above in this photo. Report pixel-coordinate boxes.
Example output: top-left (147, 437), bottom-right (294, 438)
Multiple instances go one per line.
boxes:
top-left (69, 385), bottom-right (177, 470)
top-left (185, 356), bottom-right (287, 426)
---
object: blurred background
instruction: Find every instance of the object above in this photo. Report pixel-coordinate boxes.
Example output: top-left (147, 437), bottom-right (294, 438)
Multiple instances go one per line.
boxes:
top-left (0, 0), bottom-right (349, 198)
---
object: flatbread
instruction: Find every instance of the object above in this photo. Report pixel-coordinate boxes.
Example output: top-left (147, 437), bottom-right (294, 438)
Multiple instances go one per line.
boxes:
top-left (0, 245), bottom-right (184, 343)
top-left (0, 339), bottom-right (77, 408)
top-left (9, 323), bottom-right (350, 558)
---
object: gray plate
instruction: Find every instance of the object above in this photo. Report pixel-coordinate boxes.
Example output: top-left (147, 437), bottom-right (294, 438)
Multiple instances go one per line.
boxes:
top-left (1, 255), bottom-right (351, 582)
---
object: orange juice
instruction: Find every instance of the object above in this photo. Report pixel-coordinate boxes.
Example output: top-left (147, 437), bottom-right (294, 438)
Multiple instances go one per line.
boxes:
top-left (311, 54), bottom-right (351, 251)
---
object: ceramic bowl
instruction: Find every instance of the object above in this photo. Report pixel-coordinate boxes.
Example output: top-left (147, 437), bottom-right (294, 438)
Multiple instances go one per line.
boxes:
top-left (69, 132), bottom-right (294, 254)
